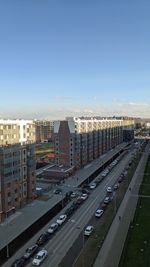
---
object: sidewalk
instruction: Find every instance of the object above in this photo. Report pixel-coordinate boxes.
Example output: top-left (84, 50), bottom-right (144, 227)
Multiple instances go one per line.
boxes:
top-left (93, 142), bottom-right (150, 267)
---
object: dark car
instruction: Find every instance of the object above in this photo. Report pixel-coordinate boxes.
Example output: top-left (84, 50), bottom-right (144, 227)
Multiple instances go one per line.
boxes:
top-left (36, 232), bottom-right (50, 245)
top-left (53, 188), bottom-right (62, 194)
top-left (95, 180), bottom-right (101, 186)
top-left (66, 191), bottom-right (73, 198)
top-left (11, 258), bottom-right (26, 267)
top-left (71, 202), bottom-right (78, 210)
top-left (23, 244), bottom-right (38, 260)
top-left (118, 176), bottom-right (123, 183)
top-left (81, 188), bottom-right (90, 194)
top-left (65, 206), bottom-right (75, 216)
top-left (100, 202), bottom-right (107, 210)
top-left (82, 183), bottom-right (90, 189)
top-left (75, 197), bottom-right (84, 206)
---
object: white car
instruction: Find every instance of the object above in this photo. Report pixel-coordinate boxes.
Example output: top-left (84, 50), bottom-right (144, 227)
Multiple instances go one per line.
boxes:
top-left (47, 223), bottom-right (58, 234)
top-left (56, 214), bottom-right (67, 225)
top-left (101, 172), bottom-right (107, 177)
top-left (104, 196), bottom-right (111, 204)
top-left (32, 249), bottom-right (48, 266)
top-left (107, 186), bottom-right (112, 193)
top-left (70, 192), bottom-right (78, 198)
top-left (114, 183), bottom-right (119, 190)
top-left (80, 193), bottom-right (88, 200)
top-left (90, 183), bottom-right (96, 189)
top-left (84, 225), bottom-right (94, 236)
top-left (95, 209), bottom-right (104, 218)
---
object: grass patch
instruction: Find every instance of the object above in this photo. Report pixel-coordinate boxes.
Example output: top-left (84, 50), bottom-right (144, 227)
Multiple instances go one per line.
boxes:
top-left (119, 156), bottom-right (150, 267)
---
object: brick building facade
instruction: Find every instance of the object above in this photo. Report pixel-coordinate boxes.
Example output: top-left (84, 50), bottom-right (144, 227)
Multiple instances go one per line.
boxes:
top-left (54, 116), bottom-right (135, 170)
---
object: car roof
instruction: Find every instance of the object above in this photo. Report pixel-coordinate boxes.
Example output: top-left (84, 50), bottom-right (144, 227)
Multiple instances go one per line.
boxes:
top-left (27, 244), bottom-right (37, 249)
top-left (96, 209), bottom-right (103, 212)
top-left (86, 225), bottom-right (93, 229)
top-left (50, 223), bottom-right (57, 227)
top-left (37, 250), bottom-right (46, 256)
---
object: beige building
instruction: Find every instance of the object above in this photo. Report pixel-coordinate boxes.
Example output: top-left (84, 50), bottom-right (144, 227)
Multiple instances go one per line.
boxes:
top-left (0, 119), bottom-right (35, 145)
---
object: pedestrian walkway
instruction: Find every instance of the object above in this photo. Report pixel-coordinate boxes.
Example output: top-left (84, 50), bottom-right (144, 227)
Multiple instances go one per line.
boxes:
top-left (93, 142), bottom-right (150, 267)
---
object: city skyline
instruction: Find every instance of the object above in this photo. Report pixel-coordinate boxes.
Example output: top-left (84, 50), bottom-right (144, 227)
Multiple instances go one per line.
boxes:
top-left (0, 0), bottom-right (150, 119)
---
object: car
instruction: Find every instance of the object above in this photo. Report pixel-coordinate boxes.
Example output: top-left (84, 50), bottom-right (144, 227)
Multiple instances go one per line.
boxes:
top-left (70, 192), bottom-right (78, 198)
top-left (47, 223), bottom-right (58, 234)
top-left (84, 225), bottom-right (94, 236)
top-left (114, 183), bottom-right (119, 190)
top-left (65, 206), bottom-right (75, 216)
top-left (123, 170), bottom-right (128, 176)
top-left (73, 197), bottom-right (84, 208)
top-left (97, 176), bottom-right (102, 182)
top-left (71, 202), bottom-right (79, 210)
top-left (95, 209), bottom-right (104, 218)
top-left (90, 183), bottom-right (96, 189)
top-left (107, 186), bottom-right (112, 193)
top-left (104, 196), bottom-right (111, 204)
top-left (36, 233), bottom-right (50, 245)
top-left (11, 258), bottom-right (26, 267)
top-left (95, 179), bottom-right (101, 186)
top-left (75, 197), bottom-right (84, 205)
top-left (81, 188), bottom-right (90, 194)
top-left (66, 191), bottom-right (73, 198)
top-left (118, 176), bottom-right (123, 183)
top-left (53, 188), bottom-right (62, 194)
top-left (23, 244), bottom-right (38, 260)
top-left (100, 202), bottom-right (107, 210)
top-left (32, 249), bottom-right (48, 266)
top-left (80, 193), bottom-right (88, 200)
top-left (56, 214), bottom-right (67, 225)
top-left (101, 171), bottom-right (107, 178)
top-left (104, 169), bottom-right (109, 174)
top-left (82, 183), bottom-right (90, 189)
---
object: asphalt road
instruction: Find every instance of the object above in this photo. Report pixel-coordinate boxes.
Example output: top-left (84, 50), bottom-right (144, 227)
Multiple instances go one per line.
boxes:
top-left (3, 146), bottom-right (136, 267)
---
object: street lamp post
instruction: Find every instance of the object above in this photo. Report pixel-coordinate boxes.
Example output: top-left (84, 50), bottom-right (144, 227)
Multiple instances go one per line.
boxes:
top-left (82, 232), bottom-right (85, 267)
top-left (61, 192), bottom-right (64, 208)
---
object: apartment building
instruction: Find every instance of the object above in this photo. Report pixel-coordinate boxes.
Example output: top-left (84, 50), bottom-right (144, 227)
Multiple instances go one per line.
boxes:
top-left (0, 119), bottom-right (35, 145)
top-left (0, 120), bottom-right (36, 222)
top-left (34, 120), bottom-right (54, 142)
top-left (54, 116), bottom-right (135, 170)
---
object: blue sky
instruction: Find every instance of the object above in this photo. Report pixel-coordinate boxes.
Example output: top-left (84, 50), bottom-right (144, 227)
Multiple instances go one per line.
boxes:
top-left (0, 0), bottom-right (150, 119)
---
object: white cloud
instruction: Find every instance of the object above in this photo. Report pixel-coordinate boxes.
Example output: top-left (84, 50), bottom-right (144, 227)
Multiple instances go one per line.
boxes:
top-left (1, 101), bottom-right (150, 120)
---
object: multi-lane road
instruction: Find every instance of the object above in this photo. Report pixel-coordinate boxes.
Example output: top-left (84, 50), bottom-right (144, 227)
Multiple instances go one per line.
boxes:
top-left (3, 144), bottom-right (139, 267)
